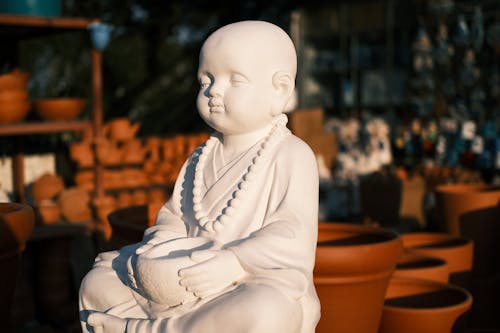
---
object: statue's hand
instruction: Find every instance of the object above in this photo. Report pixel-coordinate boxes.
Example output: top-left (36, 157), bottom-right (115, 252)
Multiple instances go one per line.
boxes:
top-left (87, 312), bottom-right (126, 333)
top-left (179, 250), bottom-right (246, 299)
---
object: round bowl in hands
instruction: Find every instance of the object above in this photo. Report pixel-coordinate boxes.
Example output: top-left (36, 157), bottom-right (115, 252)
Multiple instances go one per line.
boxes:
top-left (33, 98), bottom-right (86, 121)
top-left (132, 237), bottom-right (218, 307)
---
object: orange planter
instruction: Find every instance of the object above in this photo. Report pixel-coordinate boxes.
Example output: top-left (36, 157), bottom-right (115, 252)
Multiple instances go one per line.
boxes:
top-left (402, 232), bottom-right (473, 275)
top-left (379, 277), bottom-right (472, 333)
top-left (33, 97), bottom-right (86, 121)
top-left (435, 183), bottom-right (500, 236)
top-left (394, 251), bottom-right (449, 283)
top-left (314, 223), bottom-right (403, 333)
top-left (435, 183), bottom-right (500, 278)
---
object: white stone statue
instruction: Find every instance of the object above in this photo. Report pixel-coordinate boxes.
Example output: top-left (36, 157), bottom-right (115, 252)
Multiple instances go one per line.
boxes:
top-left (79, 20), bottom-right (320, 333)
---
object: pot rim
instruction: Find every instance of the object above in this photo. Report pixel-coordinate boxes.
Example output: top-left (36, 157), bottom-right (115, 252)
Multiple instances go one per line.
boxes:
top-left (383, 277), bottom-right (473, 313)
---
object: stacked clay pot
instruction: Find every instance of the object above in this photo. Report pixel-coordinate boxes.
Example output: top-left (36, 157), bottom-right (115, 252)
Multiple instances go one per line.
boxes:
top-left (314, 222), bottom-right (403, 333)
top-left (31, 173), bottom-right (65, 225)
top-left (379, 277), bottom-right (472, 333)
top-left (401, 232), bottom-right (473, 288)
top-left (393, 251), bottom-right (449, 283)
top-left (0, 69), bottom-right (31, 124)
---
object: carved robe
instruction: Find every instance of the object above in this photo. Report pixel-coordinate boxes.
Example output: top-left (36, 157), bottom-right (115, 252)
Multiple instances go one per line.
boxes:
top-left (79, 127), bottom-right (320, 333)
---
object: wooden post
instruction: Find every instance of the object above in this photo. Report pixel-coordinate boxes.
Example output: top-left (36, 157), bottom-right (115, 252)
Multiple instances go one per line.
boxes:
top-left (91, 48), bottom-right (104, 199)
top-left (13, 137), bottom-right (25, 203)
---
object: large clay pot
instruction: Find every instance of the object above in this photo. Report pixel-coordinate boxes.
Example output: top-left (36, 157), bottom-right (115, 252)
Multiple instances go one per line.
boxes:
top-left (435, 183), bottom-right (500, 233)
top-left (433, 183), bottom-right (500, 278)
top-left (379, 277), bottom-right (472, 333)
top-left (0, 69), bottom-right (29, 92)
top-left (401, 232), bottom-right (473, 288)
top-left (0, 202), bottom-right (34, 253)
top-left (314, 222), bottom-right (403, 333)
top-left (0, 99), bottom-right (30, 124)
top-left (393, 251), bottom-right (449, 283)
top-left (0, 203), bottom-right (34, 330)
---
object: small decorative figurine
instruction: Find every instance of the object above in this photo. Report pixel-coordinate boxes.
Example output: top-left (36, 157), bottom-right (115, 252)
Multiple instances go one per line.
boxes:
top-left (79, 21), bottom-right (320, 333)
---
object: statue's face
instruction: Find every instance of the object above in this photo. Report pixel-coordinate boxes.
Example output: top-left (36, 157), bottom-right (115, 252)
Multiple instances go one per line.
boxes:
top-left (196, 36), bottom-right (276, 135)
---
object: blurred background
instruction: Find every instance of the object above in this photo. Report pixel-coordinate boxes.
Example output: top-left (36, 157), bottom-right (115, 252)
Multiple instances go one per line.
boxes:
top-left (0, 0), bottom-right (499, 332)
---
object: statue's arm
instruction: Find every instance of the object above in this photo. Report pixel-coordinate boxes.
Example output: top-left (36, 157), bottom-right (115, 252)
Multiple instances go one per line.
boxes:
top-left (228, 138), bottom-right (319, 298)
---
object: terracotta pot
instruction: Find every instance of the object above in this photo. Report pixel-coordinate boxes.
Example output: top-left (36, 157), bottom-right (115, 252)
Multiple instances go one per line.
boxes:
top-left (435, 183), bottom-right (500, 236)
top-left (146, 137), bottom-right (162, 162)
top-left (75, 170), bottom-right (95, 192)
top-left (117, 191), bottom-right (133, 208)
top-left (122, 139), bottom-right (146, 164)
top-left (33, 97), bottom-right (86, 121)
top-left (0, 99), bottom-right (30, 124)
top-left (36, 200), bottom-right (61, 225)
top-left (69, 141), bottom-right (94, 167)
top-left (379, 277), bottom-right (472, 333)
top-left (132, 190), bottom-right (148, 205)
top-left (393, 251), bottom-right (449, 283)
top-left (58, 187), bottom-right (92, 223)
top-left (0, 89), bottom-right (29, 103)
top-left (0, 202), bottom-right (34, 252)
top-left (31, 172), bottom-right (65, 203)
top-left (0, 69), bottom-right (29, 91)
top-left (96, 138), bottom-right (122, 166)
top-left (401, 232), bottom-right (473, 289)
top-left (107, 117), bottom-right (140, 141)
top-left (436, 183), bottom-right (500, 277)
top-left (314, 222), bottom-right (403, 333)
top-left (0, 202), bottom-right (34, 329)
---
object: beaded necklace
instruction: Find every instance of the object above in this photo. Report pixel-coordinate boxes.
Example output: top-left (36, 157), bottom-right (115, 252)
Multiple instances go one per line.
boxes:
top-left (192, 115), bottom-right (288, 232)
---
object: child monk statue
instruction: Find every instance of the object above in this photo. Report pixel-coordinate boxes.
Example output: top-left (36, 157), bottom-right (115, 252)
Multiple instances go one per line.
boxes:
top-left (79, 20), bottom-right (320, 333)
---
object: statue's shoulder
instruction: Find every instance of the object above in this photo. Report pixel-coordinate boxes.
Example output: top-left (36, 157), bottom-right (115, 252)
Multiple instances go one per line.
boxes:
top-left (275, 133), bottom-right (317, 165)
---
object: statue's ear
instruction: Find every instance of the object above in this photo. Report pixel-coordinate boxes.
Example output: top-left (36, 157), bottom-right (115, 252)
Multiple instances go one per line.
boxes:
top-left (271, 71), bottom-right (294, 115)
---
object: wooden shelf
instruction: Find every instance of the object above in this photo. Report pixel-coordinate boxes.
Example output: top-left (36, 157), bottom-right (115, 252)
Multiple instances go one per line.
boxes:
top-left (0, 14), bottom-right (93, 28)
top-left (0, 120), bottom-right (91, 136)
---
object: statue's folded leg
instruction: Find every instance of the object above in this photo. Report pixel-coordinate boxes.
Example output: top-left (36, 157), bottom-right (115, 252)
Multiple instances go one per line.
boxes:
top-left (126, 283), bottom-right (303, 333)
top-left (79, 265), bottom-right (147, 333)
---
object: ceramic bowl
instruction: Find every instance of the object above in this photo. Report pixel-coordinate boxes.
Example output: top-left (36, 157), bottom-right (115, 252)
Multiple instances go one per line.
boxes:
top-left (0, 90), bottom-right (29, 103)
top-left (0, 70), bottom-right (29, 92)
top-left (133, 237), bottom-right (218, 307)
top-left (33, 97), bottom-right (86, 121)
top-left (0, 100), bottom-right (30, 124)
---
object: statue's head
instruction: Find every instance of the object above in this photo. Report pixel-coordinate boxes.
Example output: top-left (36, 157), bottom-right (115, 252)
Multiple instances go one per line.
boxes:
top-left (197, 21), bottom-right (297, 135)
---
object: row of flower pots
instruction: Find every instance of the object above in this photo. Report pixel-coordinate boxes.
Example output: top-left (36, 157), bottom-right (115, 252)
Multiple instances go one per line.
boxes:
top-left (315, 223), bottom-right (476, 333)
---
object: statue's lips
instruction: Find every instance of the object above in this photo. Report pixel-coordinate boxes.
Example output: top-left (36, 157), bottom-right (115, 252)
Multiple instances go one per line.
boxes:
top-left (209, 106), bottom-right (224, 113)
